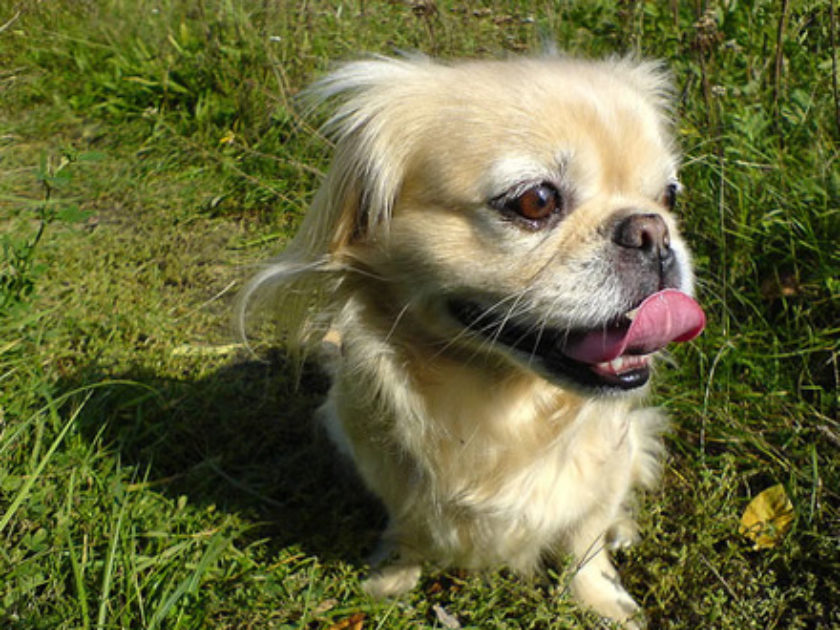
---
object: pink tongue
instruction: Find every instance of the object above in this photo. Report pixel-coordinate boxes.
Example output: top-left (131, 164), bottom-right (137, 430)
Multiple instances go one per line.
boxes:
top-left (561, 289), bottom-right (705, 364)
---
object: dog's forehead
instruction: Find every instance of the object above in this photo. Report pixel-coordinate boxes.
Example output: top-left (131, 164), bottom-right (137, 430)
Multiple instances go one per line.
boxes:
top-left (410, 61), bottom-right (678, 201)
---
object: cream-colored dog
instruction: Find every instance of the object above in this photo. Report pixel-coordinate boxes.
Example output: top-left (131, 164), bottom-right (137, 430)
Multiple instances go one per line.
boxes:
top-left (240, 55), bottom-right (705, 626)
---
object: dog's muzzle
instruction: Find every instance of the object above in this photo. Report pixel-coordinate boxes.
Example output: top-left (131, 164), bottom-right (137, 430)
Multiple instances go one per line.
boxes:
top-left (449, 289), bottom-right (705, 391)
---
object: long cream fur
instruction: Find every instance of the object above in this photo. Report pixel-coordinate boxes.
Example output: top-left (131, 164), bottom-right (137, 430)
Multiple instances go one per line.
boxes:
top-left (240, 54), bottom-right (693, 627)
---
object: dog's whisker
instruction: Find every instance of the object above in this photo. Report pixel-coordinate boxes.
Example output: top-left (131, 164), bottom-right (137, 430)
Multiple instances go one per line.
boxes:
top-left (470, 291), bottom-right (534, 358)
top-left (429, 293), bottom-right (524, 360)
top-left (384, 300), bottom-right (413, 344)
top-left (484, 292), bottom-right (527, 349)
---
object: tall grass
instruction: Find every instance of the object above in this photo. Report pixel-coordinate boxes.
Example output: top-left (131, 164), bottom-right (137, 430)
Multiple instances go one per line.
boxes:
top-left (1, 1), bottom-right (837, 628)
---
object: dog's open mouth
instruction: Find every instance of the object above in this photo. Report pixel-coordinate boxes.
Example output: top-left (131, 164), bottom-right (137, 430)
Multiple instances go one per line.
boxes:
top-left (449, 289), bottom-right (706, 390)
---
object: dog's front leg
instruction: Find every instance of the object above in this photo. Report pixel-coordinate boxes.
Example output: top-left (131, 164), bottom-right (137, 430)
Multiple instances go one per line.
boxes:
top-left (362, 561), bottom-right (422, 599)
top-left (361, 522), bottom-right (422, 599)
top-left (565, 523), bottom-right (645, 629)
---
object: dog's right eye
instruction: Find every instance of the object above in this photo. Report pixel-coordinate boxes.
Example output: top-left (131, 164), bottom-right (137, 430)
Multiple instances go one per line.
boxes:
top-left (494, 183), bottom-right (562, 227)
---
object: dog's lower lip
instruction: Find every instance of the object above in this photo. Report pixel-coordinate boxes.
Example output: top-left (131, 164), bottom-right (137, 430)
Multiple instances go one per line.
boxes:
top-left (447, 298), bottom-right (649, 390)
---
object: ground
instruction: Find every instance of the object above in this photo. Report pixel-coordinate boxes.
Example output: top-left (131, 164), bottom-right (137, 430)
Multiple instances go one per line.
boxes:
top-left (1, 2), bottom-right (838, 628)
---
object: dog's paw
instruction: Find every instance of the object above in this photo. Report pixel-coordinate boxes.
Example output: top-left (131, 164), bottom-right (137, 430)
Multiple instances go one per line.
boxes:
top-left (361, 563), bottom-right (421, 599)
top-left (570, 561), bottom-right (645, 629)
top-left (615, 602), bottom-right (647, 630)
top-left (605, 518), bottom-right (640, 551)
top-left (581, 588), bottom-right (646, 630)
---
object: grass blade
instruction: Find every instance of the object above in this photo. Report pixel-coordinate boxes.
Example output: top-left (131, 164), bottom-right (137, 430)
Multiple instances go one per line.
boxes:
top-left (0, 390), bottom-right (91, 535)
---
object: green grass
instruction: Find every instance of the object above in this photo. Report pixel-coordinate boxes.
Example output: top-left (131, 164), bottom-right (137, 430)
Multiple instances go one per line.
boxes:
top-left (1, 1), bottom-right (838, 628)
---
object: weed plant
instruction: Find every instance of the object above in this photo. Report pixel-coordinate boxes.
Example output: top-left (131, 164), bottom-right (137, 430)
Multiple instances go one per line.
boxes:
top-left (0, 1), bottom-right (838, 628)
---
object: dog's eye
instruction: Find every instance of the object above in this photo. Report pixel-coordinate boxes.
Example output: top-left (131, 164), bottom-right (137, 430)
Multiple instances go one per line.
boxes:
top-left (508, 184), bottom-right (560, 222)
top-left (662, 182), bottom-right (680, 210)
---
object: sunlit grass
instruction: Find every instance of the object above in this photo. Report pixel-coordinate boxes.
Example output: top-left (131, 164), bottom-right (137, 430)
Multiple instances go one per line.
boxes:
top-left (1, 1), bottom-right (837, 628)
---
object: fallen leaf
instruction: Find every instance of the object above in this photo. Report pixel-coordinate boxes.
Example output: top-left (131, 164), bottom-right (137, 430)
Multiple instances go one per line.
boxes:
top-left (432, 603), bottom-right (461, 629)
top-left (313, 598), bottom-right (337, 615)
top-left (219, 129), bottom-right (236, 145)
top-left (327, 612), bottom-right (365, 630)
top-left (739, 483), bottom-right (794, 549)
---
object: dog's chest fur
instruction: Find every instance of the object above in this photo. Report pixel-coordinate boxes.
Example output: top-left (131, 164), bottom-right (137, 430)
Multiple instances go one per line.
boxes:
top-left (320, 296), bottom-right (664, 572)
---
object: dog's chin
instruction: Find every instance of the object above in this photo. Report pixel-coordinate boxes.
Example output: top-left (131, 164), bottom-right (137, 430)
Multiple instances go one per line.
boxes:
top-left (448, 298), bottom-right (652, 393)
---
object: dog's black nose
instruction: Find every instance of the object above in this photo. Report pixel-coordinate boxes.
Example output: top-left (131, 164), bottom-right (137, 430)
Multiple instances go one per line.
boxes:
top-left (613, 213), bottom-right (671, 259)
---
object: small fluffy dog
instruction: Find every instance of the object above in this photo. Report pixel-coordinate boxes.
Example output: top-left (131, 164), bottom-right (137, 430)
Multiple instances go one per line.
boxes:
top-left (240, 55), bottom-right (705, 626)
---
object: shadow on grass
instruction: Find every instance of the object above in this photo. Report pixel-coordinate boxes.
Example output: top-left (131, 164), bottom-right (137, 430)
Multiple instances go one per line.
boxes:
top-left (67, 350), bottom-right (386, 566)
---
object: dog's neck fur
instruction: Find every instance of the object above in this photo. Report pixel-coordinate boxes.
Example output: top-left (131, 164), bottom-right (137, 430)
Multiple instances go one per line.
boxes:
top-left (327, 286), bottom-right (647, 505)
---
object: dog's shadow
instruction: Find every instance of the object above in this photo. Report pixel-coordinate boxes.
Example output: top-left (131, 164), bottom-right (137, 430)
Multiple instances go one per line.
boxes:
top-left (70, 351), bottom-right (385, 564)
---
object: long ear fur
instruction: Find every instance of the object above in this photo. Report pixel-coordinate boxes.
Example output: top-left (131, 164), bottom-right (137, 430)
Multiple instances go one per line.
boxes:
top-left (235, 56), bottom-right (430, 354)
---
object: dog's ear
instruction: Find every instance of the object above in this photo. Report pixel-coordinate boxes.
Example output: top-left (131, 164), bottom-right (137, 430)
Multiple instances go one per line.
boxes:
top-left (236, 57), bottom-right (432, 352)
top-left (607, 56), bottom-right (674, 114)
top-left (296, 56), bottom-right (432, 258)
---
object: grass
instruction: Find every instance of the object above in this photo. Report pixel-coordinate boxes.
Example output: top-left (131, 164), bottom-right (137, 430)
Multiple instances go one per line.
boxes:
top-left (1, 0), bottom-right (838, 628)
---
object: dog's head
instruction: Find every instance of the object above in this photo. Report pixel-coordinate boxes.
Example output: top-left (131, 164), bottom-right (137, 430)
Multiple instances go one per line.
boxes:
top-left (260, 55), bottom-right (705, 393)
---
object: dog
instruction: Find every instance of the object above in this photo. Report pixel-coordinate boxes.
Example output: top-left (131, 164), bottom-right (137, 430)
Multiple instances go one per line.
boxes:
top-left (239, 54), bottom-right (705, 627)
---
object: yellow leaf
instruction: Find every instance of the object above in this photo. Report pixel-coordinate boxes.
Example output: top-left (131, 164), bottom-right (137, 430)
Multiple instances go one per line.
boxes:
top-left (219, 130), bottom-right (236, 145)
top-left (327, 613), bottom-right (365, 630)
top-left (739, 484), bottom-right (794, 549)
